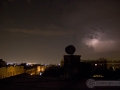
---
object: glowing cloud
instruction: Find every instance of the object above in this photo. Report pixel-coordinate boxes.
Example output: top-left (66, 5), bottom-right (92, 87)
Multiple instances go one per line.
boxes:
top-left (85, 38), bottom-right (99, 47)
top-left (83, 30), bottom-right (117, 52)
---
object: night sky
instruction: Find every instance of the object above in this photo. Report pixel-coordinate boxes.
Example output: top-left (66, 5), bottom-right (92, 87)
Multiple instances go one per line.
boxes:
top-left (0, 0), bottom-right (120, 64)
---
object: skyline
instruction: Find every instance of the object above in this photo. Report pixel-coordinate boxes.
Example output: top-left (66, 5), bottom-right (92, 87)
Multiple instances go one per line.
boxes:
top-left (0, 0), bottom-right (120, 64)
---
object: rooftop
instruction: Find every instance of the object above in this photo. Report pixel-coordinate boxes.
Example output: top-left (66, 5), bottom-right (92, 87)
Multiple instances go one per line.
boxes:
top-left (0, 74), bottom-right (120, 90)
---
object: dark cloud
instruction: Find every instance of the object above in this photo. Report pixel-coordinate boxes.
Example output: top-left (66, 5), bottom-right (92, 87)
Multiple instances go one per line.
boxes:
top-left (6, 28), bottom-right (76, 37)
top-left (0, 0), bottom-right (120, 63)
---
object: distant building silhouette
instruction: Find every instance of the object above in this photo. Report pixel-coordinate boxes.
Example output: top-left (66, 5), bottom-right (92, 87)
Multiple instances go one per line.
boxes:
top-left (81, 58), bottom-right (120, 71)
top-left (0, 59), bottom-right (6, 67)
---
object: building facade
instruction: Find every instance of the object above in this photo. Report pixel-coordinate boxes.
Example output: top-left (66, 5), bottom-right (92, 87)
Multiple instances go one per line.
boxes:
top-left (0, 66), bottom-right (24, 79)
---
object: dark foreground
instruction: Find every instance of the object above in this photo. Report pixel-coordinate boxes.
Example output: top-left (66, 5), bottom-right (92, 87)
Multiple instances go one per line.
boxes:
top-left (0, 74), bottom-right (120, 90)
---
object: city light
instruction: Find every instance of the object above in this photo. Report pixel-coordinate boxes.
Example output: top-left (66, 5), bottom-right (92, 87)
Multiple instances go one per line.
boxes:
top-left (95, 64), bottom-right (97, 66)
top-left (93, 75), bottom-right (104, 77)
top-left (40, 72), bottom-right (42, 76)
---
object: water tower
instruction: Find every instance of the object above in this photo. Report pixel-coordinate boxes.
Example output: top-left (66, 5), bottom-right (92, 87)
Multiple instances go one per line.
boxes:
top-left (63, 45), bottom-right (81, 78)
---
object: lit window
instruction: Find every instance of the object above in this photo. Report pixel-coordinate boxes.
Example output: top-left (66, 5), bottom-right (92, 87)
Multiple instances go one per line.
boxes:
top-left (41, 68), bottom-right (44, 71)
